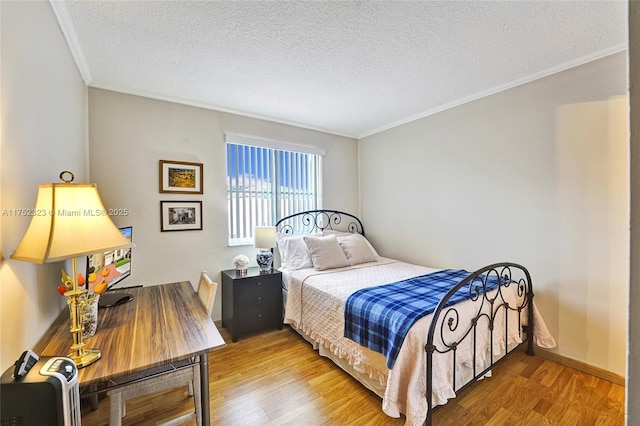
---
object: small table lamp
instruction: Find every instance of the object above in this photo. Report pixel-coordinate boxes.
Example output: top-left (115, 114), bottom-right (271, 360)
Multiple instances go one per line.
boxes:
top-left (10, 171), bottom-right (131, 368)
top-left (254, 226), bottom-right (276, 272)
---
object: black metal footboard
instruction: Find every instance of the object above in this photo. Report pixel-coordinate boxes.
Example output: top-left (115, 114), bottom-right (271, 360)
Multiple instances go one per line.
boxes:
top-left (424, 262), bottom-right (534, 426)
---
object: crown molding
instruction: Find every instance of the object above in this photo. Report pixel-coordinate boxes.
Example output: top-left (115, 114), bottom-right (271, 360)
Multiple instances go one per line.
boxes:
top-left (359, 44), bottom-right (628, 139)
top-left (49, 0), bottom-right (92, 85)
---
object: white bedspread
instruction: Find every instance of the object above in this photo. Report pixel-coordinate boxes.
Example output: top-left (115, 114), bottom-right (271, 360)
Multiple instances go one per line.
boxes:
top-left (283, 258), bottom-right (556, 426)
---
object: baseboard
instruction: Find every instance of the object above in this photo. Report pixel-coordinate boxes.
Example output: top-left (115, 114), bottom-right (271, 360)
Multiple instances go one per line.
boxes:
top-left (534, 346), bottom-right (625, 386)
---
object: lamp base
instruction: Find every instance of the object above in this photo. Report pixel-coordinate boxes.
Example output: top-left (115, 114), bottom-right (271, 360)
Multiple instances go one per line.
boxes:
top-left (256, 249), bottom-right (273, 272)
top-left (65, 258), bottom-right (103, 369)
top-left (68, 348), bottom-right (101, 369)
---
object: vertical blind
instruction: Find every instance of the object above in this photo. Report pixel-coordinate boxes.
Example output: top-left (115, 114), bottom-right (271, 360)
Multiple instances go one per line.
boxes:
top-left (226, 139), bottom-right (323, 245)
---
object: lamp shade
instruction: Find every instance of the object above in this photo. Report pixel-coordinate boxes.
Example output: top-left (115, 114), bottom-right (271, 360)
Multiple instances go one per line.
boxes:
top-left (254, 226), bottom-right (276, 249)
top-left (11, 183), bottom-right (131, 264)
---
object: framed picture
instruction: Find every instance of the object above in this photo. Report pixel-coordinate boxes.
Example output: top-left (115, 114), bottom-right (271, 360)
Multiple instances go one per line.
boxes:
top-left (160, 201), bottom-right (203, 232)
top-left (159, 160), bottom-right (203, 194)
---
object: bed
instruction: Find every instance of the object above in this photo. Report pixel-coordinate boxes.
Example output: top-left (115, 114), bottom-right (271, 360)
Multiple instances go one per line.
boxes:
top-left (275, 209), bottom-right (556, 426)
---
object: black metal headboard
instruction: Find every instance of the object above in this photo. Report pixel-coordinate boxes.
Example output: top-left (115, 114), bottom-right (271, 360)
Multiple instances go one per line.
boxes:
top-left (275, 209), bottom-right (365, 236)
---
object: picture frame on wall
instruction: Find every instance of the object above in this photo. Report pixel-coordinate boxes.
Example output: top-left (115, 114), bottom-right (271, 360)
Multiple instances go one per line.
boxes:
top-left (160, 201), bottom-right (203, 232)
top-left (159, 160), bottom-right (203, 194)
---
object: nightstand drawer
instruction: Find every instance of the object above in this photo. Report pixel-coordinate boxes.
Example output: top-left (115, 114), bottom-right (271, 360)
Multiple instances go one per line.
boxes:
top-left (237, 276), bottom-right (275, 293)
top-left (237, 290), bottom-right (278, 311)
top-left (238, 308), bottom-right (279, 332)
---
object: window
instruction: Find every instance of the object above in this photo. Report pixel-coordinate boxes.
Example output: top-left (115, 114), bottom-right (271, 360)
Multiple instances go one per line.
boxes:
top-left (226, 135), bottom-right (323, 245)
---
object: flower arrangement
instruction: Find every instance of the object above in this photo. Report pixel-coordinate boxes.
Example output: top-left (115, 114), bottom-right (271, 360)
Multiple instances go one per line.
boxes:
top-left (58, 268), bottom-right (108, 297)
top-left (233, 254), bottom-right (249, 272)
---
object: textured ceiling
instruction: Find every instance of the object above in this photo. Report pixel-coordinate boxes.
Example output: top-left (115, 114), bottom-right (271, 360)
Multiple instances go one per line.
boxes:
top-left (54, 1), bottom-right (627, 138)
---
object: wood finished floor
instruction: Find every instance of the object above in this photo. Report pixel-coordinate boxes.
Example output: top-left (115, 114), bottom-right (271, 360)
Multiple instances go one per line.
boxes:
top-left (80, 326), bottom-right (625, 425)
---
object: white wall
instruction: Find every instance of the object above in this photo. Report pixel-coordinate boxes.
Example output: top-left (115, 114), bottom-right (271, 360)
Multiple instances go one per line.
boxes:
top-left (0, 1), bottom-right (88, 370)
top-left (359, 52), bottom-right (628, 376)
top-left (87, 88), bottom-right (358, 322)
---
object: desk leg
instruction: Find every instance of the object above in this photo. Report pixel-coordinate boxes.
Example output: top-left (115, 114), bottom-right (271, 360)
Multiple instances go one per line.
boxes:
top-left (89, 384), bottom-right (99, 411)
top-left (200, 352), bottom-right (210, 426)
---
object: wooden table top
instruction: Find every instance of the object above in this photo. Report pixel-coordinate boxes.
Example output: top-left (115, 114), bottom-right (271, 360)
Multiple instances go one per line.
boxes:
top-left (35, 281), bottom-right (226, 386)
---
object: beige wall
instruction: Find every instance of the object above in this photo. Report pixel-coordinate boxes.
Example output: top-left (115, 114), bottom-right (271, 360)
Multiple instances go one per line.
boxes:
top-left (87, 89), bottom-right (358, 322)
top-left (627, 1), bottom-right (639, 423)
top-left (359, 52), bottom-right (629, 376)
top-left (0, 1), bottom-right (88, 369)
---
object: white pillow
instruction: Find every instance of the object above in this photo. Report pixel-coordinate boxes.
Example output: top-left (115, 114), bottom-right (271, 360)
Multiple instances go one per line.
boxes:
top-left (322, 230), bottom-right (379, 257)
top-left (303, 234), bottom-right (349, 271)
top-left (276, 233), bottom-right (314, 271)
top-left (338, 233), bottom-right (377, 266)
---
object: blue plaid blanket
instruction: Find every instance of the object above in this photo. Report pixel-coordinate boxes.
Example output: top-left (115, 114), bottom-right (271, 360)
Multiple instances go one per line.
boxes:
top-left (344, 269), bottom-right (499, 369)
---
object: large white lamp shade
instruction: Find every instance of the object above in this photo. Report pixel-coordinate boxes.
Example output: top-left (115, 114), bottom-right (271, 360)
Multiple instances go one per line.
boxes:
top-left (11, 183), bottom-right (131, 263)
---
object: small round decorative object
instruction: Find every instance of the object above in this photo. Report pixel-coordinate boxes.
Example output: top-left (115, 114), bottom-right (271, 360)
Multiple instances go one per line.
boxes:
top-left (233, 254), bottom-right (249, 275)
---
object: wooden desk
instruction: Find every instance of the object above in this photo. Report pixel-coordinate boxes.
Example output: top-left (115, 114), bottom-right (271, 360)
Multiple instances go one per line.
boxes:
top-left (36, 281), bottom-right (226, 425)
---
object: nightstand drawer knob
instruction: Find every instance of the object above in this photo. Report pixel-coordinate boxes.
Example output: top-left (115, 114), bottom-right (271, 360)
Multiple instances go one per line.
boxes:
top-left (257, 313), bottom-right (262, 320)
top-left (257, 282), bottom-right (262, 288)
top-left (257, 296), bottom-right (262, 303)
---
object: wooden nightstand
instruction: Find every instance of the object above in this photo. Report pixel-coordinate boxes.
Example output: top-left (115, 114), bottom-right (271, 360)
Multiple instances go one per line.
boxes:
top-left (221, 267), bottom-right (283, 342)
